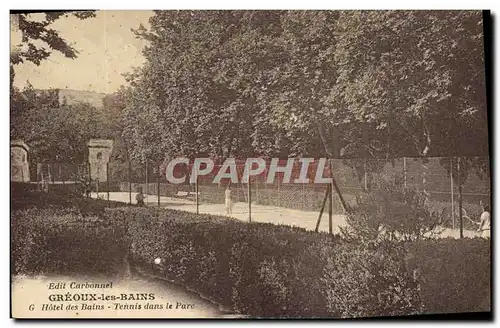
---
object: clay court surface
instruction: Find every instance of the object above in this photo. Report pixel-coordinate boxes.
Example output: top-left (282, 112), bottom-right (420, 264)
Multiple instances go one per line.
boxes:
top-left (91, 192), bottom-right (478, 239)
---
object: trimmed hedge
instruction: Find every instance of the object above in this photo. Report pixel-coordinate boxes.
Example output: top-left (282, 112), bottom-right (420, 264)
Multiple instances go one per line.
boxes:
top-left (110, 207), bottom-right (338, 317)
top-left (107, 207), bottom-right (490, 317)
top-left (406, 238), bottom-right (491, 314)
top-left (11, 188), bottom-right (132, 215)
top-left (11, 189), bottom-right (131, 277)
top-left (12, 207), bottom-right (128, 277)
top-left (11, 190), bottom-right (490, 317)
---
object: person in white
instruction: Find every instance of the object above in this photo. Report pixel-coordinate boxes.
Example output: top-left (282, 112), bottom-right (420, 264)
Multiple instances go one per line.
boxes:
top-left (477, 204), bottom-right (490, 239)
top-left (225, 184), bottom-right (233, 215)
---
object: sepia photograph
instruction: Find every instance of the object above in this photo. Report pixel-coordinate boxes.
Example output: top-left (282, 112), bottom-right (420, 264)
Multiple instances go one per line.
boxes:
top-left (10, 9), bottom-right (491, 319)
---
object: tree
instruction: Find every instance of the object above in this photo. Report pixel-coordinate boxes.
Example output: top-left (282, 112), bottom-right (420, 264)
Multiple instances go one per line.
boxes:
top-left (122, 10), bottom-right (488, 166)
top-left (252, 11), bottom-right (343, 158)
top-left (11, 11), bottom-right (96, 67)
top-left (124, 11), bottom-right (285, 162)
top-left (14, 97), bottom-right (119, 165)
top-left (11, 11), bottom-right (96, 138)
top-left (327, 11), bottom-right (487, 158)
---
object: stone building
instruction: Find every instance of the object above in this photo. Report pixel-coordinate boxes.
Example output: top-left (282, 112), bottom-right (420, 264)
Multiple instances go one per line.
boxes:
top-left (88, 139), bottom-right (114, 182)
top-left (11, 140), bottom-right (30, 182)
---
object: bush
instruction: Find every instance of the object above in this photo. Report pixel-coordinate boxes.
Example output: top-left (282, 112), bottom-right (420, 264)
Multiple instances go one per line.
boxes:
top-left (108, 207), bottom-right (428, 317)
top-left (322, 241), bottom-right (422, 318)
top-left (11, 190), bottom-right (491, 318)
top-left (108, 207), bottom-right (338, 317)
top-left (108, 205), bottom-right (491, 318)
top-left (11, 188), bottom-right (132, 216)
top-left (406, 238), bottom-right (490, 314)
top-left (341, 176), bottom-right (440, 242)
top-left (11, 207), bottom-right (128, 277)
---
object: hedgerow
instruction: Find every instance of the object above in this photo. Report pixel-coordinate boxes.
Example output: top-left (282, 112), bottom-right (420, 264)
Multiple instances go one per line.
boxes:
top-left (12, 207), bottom-right (128, 276)
top-left (11, 190), bottom-right (490, 317)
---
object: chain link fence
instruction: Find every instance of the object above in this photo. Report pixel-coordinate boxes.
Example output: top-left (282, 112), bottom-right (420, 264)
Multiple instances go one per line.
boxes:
top-left (29, 156), bottom-right (490, 233)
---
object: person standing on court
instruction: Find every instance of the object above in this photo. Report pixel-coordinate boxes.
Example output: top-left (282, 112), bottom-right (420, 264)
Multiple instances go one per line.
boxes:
top-left (136, 187), bottom-right (146, 207)
top-left (477, 204), bottom-right (490, 239)
top-left (225, 183), bottom-right (233, 215)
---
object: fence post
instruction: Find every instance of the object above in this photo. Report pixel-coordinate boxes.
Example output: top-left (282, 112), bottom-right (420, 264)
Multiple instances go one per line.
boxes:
top-left (422, 160), bottom-right (428, 196)
top-left (256, 175), bottom-right (259, 205)
top-left (302, 182), bottom-right (305, 211)
top-left (48, 164), bottom-right (52, 185)
top-left (328, 159), bottom-right (349, 213)
top-left (196, 174), bottom-right (199, 214)
top-left (73, 164), bottom-right (77, 193)
top-left (364, 159), bottom-right (368, 191)
top-left (87, 162), bottom-right (91, 198)
top-left (60, 165), bottom-right (65, 186)
top-left (329, 181), bottom-right (333, 235)
top-left (157, 163), bottom-right (161, 208)
top-left (315, 187), bottom-right (330, 232)
top-left (248, 177), bottom-right (252, 222)
top-left (37, 163), bottom-right (41, 191)
top-left (41, 169), bottom-right (45, 192)
top-left (128, 160), bottom-right (132, 205)
top-left (458, 157), bottom-right (463, 238)
top-left (277, 177), bottom-right (281, 208)
top-left (403, 157), bottom-right (407, 188)
top-left (450, 157), bottom-right (455, 230)
top-left (107, 163), bottom-right (110, 202)
top-left (145, 161), bottom-right (148, 204)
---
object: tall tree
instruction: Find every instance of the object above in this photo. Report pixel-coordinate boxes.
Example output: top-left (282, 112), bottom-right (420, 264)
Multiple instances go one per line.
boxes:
top-left (328, 10), bottom-right (487, 158)
top-left (11, 11), bottom-right (95, 67)
top-left (122, 10), bottom-right (488, 166)
top-left (125, 11), bottom-right (285, 161)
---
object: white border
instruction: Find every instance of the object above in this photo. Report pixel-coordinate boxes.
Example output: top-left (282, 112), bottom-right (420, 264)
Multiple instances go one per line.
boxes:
top-left (2, 2), bottom-right (498, 328)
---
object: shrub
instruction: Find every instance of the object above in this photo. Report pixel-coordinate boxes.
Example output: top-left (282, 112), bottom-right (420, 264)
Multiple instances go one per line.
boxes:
top-left (322, 241), bottom-right (422, 318)
top-left (11, 190), bottom-right (491, 318)
top-left (110, 205), bottom-right (490, 318)
top-left (109, 207), bottom-right (432, 317)
top-left (11, 207), bottom-right (128, 277)
top-left (406, 238), bottom-right (490, 314)
top-left (341, 176), bottom-right (440, 242)
top-left (108, 207), bottom-right (338, 317)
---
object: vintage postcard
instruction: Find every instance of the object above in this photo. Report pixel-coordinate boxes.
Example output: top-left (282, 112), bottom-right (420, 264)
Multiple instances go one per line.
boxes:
top-left (10, 10), bottom-right (491, 319)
